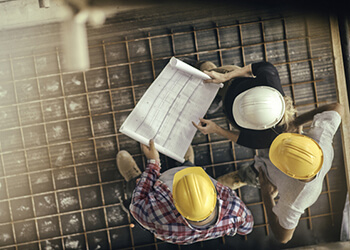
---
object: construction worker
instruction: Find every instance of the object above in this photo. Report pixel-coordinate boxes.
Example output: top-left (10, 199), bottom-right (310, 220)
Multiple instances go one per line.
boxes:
top-left (218, 103), bottom-right (344, 243)
top-left (193, 61), bottom-right (298, 149)
top-left (116, 140), bottom-right (253, 245)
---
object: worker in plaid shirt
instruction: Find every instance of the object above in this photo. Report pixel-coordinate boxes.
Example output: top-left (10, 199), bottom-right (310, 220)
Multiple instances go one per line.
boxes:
top-left (117, 139), bottom-right (253, 245)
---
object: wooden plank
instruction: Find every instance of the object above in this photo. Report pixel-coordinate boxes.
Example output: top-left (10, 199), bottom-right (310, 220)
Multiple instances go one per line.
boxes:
top-left (329, 15), bottom-right (350, 195)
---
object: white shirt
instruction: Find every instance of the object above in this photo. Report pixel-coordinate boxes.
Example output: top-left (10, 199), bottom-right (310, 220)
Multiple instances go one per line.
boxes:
top-left (254, 111), bottom-right (342, 229)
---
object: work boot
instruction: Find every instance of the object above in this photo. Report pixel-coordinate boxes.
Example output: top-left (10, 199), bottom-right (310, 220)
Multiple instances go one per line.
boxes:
top-left (237, 162), bottom-right (260, 188)
top-left (180, 57), bottom-right (199, 68)
top-left (117, 150), bottom-right (142, 182)
top-left (217, 171), bottom-right (247, 190)
top-left (198, 61), bottom-right (217, 71)
top-left (184, 145), bottom-right (195, 164)
top-left (217, 162), bottom-right (259, 190)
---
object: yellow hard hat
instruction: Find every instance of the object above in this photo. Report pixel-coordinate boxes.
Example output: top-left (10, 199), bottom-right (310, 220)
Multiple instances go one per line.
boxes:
top-left (269, 133), bottom-right (323, 180)
top-left (173, 167), bottom-right (217, 221)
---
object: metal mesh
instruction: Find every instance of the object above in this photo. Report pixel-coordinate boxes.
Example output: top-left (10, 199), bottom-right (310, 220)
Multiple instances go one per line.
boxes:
top-left (0, 13), bottom-right (347, 249)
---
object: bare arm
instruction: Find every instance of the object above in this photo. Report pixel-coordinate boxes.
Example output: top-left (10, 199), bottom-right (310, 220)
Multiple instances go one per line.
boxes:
top-left (192, 118), bottom-right (240, 142)
top-left (259, 169), bottom-right (295, 243)
top-left (204, 64), bottom-right (254, 84)
top-left (291, 103), bottom-right (344, 129)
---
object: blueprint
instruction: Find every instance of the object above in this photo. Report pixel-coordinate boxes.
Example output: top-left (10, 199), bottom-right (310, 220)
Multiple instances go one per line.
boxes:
top-left (119, 57), bottom-right (223, 162)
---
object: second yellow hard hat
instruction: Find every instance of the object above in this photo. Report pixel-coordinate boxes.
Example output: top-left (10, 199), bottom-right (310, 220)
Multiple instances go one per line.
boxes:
top-left (269, 133), bottom-right (323, 180)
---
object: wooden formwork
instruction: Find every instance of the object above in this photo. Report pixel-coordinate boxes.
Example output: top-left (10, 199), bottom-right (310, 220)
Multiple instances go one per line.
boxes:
top-left (330, 16), bottom-right (350, 197)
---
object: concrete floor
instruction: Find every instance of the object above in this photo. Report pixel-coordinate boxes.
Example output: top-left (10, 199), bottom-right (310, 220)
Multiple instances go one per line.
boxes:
top-left (0, 2), bottom-right (348, 250)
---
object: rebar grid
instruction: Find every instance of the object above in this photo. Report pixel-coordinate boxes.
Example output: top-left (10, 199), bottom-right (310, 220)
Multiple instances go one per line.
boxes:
top-left (0, 14), bottom-right (346, 249)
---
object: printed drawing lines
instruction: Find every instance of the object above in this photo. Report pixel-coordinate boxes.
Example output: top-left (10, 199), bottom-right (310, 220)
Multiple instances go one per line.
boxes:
top-left (162, 77), bottom-right (202, 149)
top-left (133, 68), bottom-right (177, 133)
top-left (134, 69), bottom-right (195, 146)
top-left (150, 75), bottom-right (193, 147)
top-left (120, 57), bottom-right (222, 162)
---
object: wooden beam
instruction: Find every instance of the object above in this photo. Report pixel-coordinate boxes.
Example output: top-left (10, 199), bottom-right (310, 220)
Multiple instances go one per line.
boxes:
top-left (329, 15), bottom-right (350, 195)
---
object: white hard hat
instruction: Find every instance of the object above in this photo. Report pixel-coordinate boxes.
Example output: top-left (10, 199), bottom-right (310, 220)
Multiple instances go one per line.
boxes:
top-left (232, 86), bottom-right (285, 130)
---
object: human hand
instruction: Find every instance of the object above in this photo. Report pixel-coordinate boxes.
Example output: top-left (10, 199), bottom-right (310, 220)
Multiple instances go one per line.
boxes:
top-left (141, 139), bottom-right (160, 161)
top-left (203, 70), bottom-right (228, 84)
top-left (192, 118), bottom-right (218, 135)
top-left (259, 168), bottom-right (278, 199)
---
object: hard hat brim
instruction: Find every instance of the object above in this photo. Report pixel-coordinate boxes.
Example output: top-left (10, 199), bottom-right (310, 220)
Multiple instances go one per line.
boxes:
top-left (232, 86), bottom-right (285, 130)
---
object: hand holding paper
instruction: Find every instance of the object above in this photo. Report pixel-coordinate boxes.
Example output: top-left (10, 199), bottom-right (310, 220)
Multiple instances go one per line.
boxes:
top-left (141, 140), bottom-right (160, 161)
top-left (203, 70), bottom-right (229, 84)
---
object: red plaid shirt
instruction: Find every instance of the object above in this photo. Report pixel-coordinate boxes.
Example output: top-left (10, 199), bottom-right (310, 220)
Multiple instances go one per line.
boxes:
top-left (129, 163), bottom-right (254, 245)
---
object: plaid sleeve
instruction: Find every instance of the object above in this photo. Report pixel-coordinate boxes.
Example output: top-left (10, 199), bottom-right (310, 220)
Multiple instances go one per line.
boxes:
top-left (236, 200), bottom-right (254, 235)
top-left (129, 162), bottom-right (161, 231)
top-left (218, 185), bottom-right (254, 237)
top-left (225, 189), bottom-right (254, 236)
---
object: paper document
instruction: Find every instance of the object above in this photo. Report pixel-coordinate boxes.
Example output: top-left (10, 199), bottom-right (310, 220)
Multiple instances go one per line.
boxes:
top-left (119, 57), bottom-right (223, 162)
